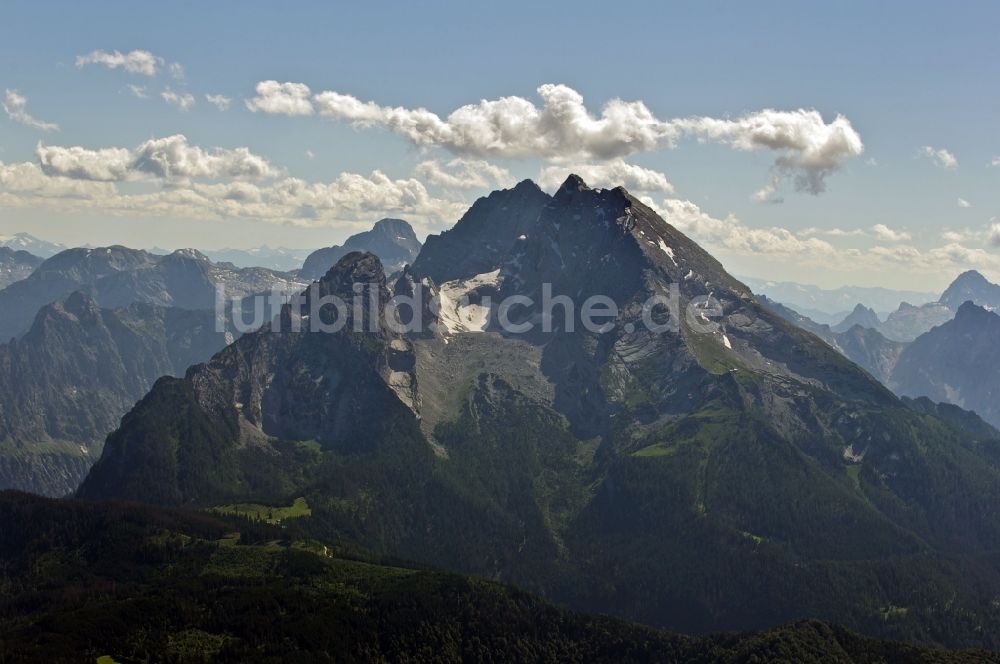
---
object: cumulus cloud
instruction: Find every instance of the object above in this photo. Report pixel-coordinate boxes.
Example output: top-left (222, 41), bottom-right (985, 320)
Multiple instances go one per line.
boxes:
top-left (0, 159), bottom-right (465, 233)
top-left (990, 222), bottom-right (1000, 248)
top-left (648, 197), bottom-right (836, 258)
top-left (245, 81), bottom-right (314, 116)
top-left (168, 62), bottom-right (185, 80)
top-left (991, 157), bottom-right (1000, 167)
top-left (128, 85), bottom-right (149, 99)
top-left (641, 196), bottom-right (1000, 279)
top-left (919, 146), bottom-right (958, 170)
top-left (161, 88), bottom-right (195, 111)
top-left (37, 135), bottom-right (277, 182)
top-left (205, 94), bottom-right (232, 111)
top-left (2, 90), bottom-right (59, 132)
top-left (299, 83), bottom-right (862, 197)
top-left (0, 160), bottom-right (116, 200)
top-left (674, 109), bottom-right (864, 195)
top-left (871, 223), bottom-right (912, 242)
top-left (958, 197), bottom-right (971, 208)
top-left (75, 49), bottom-right (162, 76)
top-left (538, 159), bottom-right (673, 193)
top-left (414, 158), bottom-right (515, 190)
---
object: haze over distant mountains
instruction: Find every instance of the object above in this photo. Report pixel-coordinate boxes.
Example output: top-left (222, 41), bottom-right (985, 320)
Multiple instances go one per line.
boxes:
top-left (0, 246), bottom-right (304, 342)
top-left (741, 276), bottom-right (938, 323)
top-left (0, 232), bottom-right (67, 258)
top-left (761, 270), bottom-right (1000, 429)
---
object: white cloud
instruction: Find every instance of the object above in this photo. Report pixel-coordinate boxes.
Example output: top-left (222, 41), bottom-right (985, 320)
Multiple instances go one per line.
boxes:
top-left (2, 90), bottom-right (59, 132)
top-left (128, 85), bottom-right (149, 99)
top-left (415, 158), bottom-right (515, 190)
top-left (991, 157), bottom-right (1000, 167)
top-left (245, 80), bottom-right (314, 116)
top-left (0, 160), bottom-right (116, 200)
top-left (168, 62), bottom-right (185, 80)
top-left (537, 159), bottom-right (673, 193)
top-left (799, 227), bottom-right (866, 238)
top-left (919, 145), bottom-right (958, 170)
top-left (257, 82), bottom-right (861, 198)
top-left (75, 49), bottom-right (162, 76)
top-left (0, 160), bottom-right (465, 234)
top-left (161, 89), bottom-right (195, 112)
top-left (673, 109), bottom-right (864, 195)
top-left (305, 150), bottom-right (315, 160)
top-left (752, 176), bottom-right (783, 204)
top-left (957, 197), bottom-right (971, 208)
top-left (871, 223), bottom-right (912, 242)
top-left (37, 135), bottom-right (277, 182)
top-left (205, 94), bottom-right (232, 111)
top-left (648, 197), bottom-right (836, 258)
top-left (643, 196), bottom-right (1000, 278)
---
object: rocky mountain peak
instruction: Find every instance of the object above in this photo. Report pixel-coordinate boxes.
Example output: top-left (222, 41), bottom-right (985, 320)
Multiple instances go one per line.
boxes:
top-left (317, 251), bottom-right (386, 295)
top-left (833, 303), bottom-right (882, 333)
top-left (940, 269), bottom-right (1000, 312)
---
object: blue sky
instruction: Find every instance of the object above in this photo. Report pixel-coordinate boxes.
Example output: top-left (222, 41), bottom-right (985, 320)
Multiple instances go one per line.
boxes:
top-left (1, 0), bottom-right (999, 289)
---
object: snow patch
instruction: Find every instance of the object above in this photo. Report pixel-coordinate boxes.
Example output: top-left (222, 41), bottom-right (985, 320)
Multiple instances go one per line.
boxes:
top-left (657, 238), bottom-right (677, 265)
top-left (437, 269), bottom-right (501, 334)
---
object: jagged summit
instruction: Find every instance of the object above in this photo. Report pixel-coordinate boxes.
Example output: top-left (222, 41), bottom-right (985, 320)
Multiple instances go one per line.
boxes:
top-left (311, 251), bottom-right (386, 301)
top-left (955, 299), bottom-right (993, 320)
top-left (833, 303), bottom-right (881, 333)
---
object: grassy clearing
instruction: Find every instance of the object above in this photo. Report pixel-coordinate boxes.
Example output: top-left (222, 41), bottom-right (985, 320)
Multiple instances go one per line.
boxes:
top-left (209, 497), bottom-right (311, 524)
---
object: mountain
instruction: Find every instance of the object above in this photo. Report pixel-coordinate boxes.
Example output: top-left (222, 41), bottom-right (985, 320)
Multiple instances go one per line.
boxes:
top-left (832, 325), bottom-right (905, 385)
top-left (833, 303), bottom-right (882, 333)
top-left (741, 277), bottom-right (936, 322)
top-left (202, 245), bottom-right (310, 272)
top-left (0, 246), bottom-right (43, 288)
top-left (0, 292), bottom-right (232, 497)
top-left (0, 232), bottom-right (67, 258)
top-left (0, 246), bottom-right (304, 341)
top-left (940, 270), bottom-right (1000, 312)
top-left (757, 297), bottom-right (905, 386)
top-left (891, 302), bottom-right (1000, 429)
top-left (411, 180), bottom-right (550, 282)
top-left (2, 493), bottom-right (990, 663)
top-left (300, 218), bottom-right (422, 279)
top-left (879, 301), bottom-right (954, 341)
top-left (78, 176), bottom-right (1000, 648)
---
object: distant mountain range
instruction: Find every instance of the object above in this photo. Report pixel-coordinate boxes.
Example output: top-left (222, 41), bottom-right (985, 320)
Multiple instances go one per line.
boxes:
top-left (202, 246), bottom-right (311, 272)
top-left (0, 232), bottom-right (67, 258)
top-left (760, 271), bottom-right (1000, 429)
top-left (76, 176), bottom-right (1000, 648)
top-left (299, 218), bottom-right (421, 279)
top-left (741, 276), bottom-right (937, 322)
top-left (0, 246), bottom-right (304, 342)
